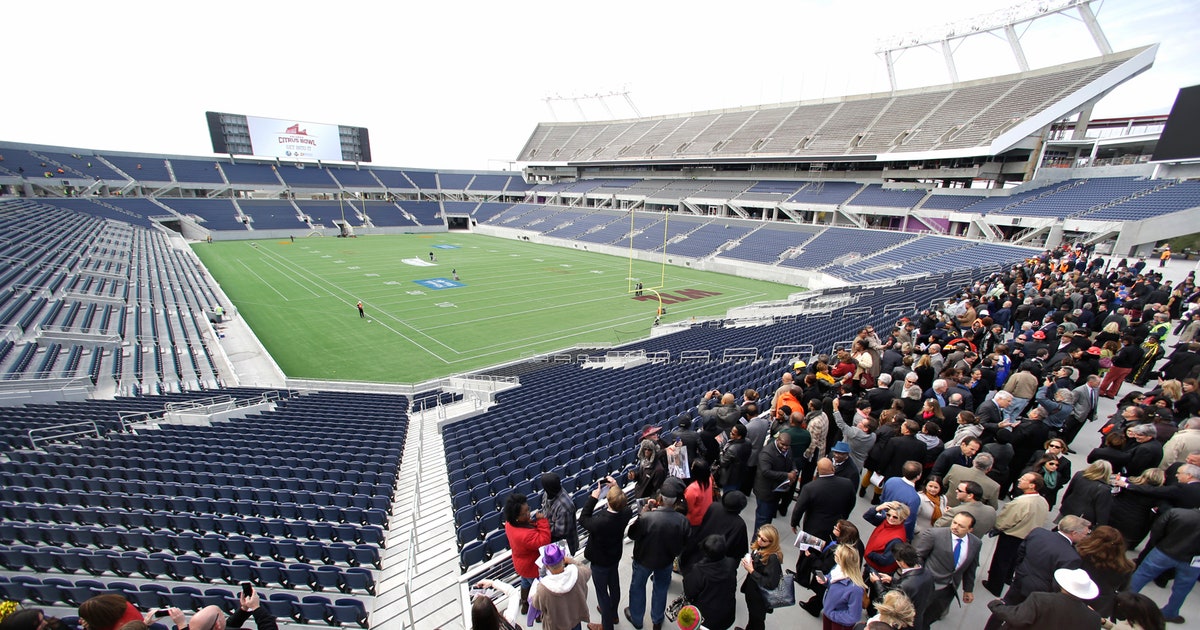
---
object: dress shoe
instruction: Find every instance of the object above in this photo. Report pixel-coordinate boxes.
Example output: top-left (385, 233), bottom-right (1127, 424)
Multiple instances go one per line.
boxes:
top-left (653, 623), bottom-right (662, 630)
top-left (858, 486), bottom-right (867, 498)
top-left (1164, 615), bottom-right (1185, 624)
top-left (981, 580), bottom-right (1004, 597)
top-left (623, 606), bottom-right (642, 630)
top-left (800, 597), bottom-right (822, 617)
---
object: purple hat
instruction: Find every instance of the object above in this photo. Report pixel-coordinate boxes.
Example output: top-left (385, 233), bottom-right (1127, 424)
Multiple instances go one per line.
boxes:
top-left (537, 543), bottom-right (565, 568)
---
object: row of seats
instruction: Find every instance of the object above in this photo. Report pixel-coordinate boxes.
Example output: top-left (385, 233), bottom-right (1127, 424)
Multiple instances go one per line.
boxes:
top-left (0, 517), bottom-right (383, 547)
top-left (0, 496), bottom-right (388, 526)
top-left (0, 576), bottom-right (368, 627)
top-left (0, 522), bottom-right (382, 560)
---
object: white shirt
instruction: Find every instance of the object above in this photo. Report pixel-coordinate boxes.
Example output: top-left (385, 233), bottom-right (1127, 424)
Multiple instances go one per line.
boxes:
top-left (952, 534), bottom-right (970, 570)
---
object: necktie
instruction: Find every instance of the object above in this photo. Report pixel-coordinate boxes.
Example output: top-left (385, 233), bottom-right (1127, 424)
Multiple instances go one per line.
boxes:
top-left (953, 537), bottom-right (962, 568)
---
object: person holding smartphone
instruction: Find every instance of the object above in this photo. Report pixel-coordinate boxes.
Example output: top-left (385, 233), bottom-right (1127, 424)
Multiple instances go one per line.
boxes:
top-left (579, 477), bottom-right (633, 630)
top-left (159, 585), bottom-right (279, 630)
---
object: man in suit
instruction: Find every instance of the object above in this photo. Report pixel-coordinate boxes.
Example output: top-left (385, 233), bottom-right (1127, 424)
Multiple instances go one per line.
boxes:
top-left (943, 452), bottom-right (1001, 509)
top-left (985, 568), bottom-right (1103, 630)
top-left (871, 543), bottom-right (934, 630)
top-left (935, 480), bottom-right (997, 535)
top-left (1003, 515), bottom-right (1089, 606)
top-left (752, 431), bottom-right (796, 531)
top-left (877, 420), bottom-right (929, 480)
top-left (829, 441), bottom-right (860, 486)
top-left (930, 437), bottom-right (980, 479)
top-left (975, 391), bottom-right (1011, 443)
top-left (913, 512), bottom-right (981, 628)
top-left (866, 373), bottom-right (896, 416)
top-left (939, 393), bottom-right (966, 442)
top-left (1060, 375), bottom-right (1100, 448)
top-left (1124, 424), bottom-right (1164, 477)
top-left (789, 457), bottom-right (855, 540)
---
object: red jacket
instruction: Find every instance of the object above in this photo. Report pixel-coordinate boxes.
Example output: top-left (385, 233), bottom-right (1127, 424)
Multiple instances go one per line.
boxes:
top-left (506, 518), bottom-right (551, 578)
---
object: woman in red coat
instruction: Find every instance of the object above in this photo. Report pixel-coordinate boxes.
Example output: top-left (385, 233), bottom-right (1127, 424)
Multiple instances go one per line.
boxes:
top-left (861, 501), bottom-right (910, 574)
top-left (504, 493), bottom-right (551, 615)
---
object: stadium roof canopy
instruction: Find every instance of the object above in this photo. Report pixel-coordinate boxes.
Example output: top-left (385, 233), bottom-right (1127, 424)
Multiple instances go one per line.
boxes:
top-left (517, 46), bottom-right (1156, 167)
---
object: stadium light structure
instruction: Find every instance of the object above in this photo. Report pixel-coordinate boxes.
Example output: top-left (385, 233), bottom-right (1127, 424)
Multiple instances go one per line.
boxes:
top-left (543, 90), bottom-right (642, 122)
top-left (874, 0), bottom-right (1112, 91)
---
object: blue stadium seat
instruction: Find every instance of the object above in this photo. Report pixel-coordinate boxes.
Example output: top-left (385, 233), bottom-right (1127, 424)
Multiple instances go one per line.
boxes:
top-left (459, 540), bottom-right (484, 572)
top-left (340, 567), bottom-right (375, 595)
top-left (329, 598), bottom-right (369, 628)
top-left (165, 586), bottom-right (202, 609)
top-left (296, 595), bottom-right (332, 624)
top-left (312, 565), bottom-right (342, 592)
top-left (483, 530), bottom-right (509, 559)
top-left (263, 592), bottom-right (298, 620)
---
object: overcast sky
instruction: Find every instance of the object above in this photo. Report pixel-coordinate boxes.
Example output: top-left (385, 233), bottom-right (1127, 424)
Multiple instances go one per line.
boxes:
top-left (2, 0), bottom-right (1196, 170)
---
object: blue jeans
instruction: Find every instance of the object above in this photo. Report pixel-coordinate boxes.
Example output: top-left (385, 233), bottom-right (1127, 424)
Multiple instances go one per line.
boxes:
top-left (754, 496), bottom-right (778, 532)
top-left (592, 562), bottom-right (621, 630)
top-left (1129, 548), bottom-right (1200, 618)
top-left (628, 560), bottom-right (672, 628)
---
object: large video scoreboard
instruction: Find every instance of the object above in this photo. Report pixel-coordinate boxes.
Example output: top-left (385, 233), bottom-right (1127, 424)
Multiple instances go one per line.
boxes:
top-left (206, 112), bottom-right (372, 162)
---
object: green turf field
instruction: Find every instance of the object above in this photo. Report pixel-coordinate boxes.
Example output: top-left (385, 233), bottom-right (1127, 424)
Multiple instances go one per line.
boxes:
top-left (191, 233), bottom-right (802, 383)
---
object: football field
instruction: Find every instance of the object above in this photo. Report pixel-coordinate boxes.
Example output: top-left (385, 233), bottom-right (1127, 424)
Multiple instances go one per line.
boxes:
top-left (191, 233), bottom-right (801, 383)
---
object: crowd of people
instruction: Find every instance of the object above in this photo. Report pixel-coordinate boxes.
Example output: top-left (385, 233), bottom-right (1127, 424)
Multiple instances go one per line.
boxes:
top-left (465, 247), bottom-right (1200, 630)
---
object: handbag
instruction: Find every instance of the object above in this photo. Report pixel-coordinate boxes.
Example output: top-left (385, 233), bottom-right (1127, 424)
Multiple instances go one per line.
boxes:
top-left (758, 571), bottom-right (796, 609)
top-left (665, 594), bottom-right (690, 622)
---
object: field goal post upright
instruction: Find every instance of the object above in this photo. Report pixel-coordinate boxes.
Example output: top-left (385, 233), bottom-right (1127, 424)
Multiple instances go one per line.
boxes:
top-left (625, 205), bottom-right (669, 295)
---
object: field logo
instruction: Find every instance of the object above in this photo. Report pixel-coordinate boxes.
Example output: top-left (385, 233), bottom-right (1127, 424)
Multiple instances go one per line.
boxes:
top-left (632, 289), bottom-right (721, 305)
top-left (415, 278), bottom-right (463, 290)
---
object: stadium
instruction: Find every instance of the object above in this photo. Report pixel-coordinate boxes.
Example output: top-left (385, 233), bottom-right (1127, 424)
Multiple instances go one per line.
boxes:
top-left (1, 1), bottom-right (1199, 629)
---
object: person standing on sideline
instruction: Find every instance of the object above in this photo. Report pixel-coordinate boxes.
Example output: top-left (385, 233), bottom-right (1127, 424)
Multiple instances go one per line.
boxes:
top-left (356, 301), bottom-right (365, 318)
top-left (453, 269), bottom-right (460, 281)
top-left (579, 479), bottom-right (633, 630)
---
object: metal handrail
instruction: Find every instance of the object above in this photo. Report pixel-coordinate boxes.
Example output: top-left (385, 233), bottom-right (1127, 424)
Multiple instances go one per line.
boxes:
top-left (27, 420), bottom-right (101, 450)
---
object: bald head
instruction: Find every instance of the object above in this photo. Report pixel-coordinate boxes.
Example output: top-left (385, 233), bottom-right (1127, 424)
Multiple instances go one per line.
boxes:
top-left (816, 458), bottom-right (834, 475)
top-left (721, 393), bottom-right (736, 405)
top-left (782, 372), bottom-right (794, 384)
top-left (189, 606), bottom-right (225, 630)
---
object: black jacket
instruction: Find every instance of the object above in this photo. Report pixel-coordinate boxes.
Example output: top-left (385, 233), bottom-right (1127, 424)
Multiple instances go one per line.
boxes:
top-left (753, 441), bottom-right (795, 501)
top-left (890, 566), bottom-right (935, 630)
top-left (227, 607), bottom-right (279, 630)
top-left (877, 434), bottom-right (928, 480)
top-left (930, 446), bottom-right (973, 480)
top-left (682, 557), bottom-right (738, 630)
top-left (1056, 473), bottom-right (1113, 527)
top-left (790, 475), bottom-right (856, 539)
top-left (1146, 507), bottom-right (1200, 562)
top-left (579, 495), bottom-right (633, 567)
top-left (628, 506), bottom-right (690, 570)
top-left (679, 503), bottom-right (749, 574)
top-left (1008, 528), bottom-right (1081, 604)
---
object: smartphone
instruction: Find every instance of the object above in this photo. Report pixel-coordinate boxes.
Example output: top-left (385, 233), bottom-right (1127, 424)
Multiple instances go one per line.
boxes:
top-left (241, 581), bottom-right (254, 597)
top-left (154, 610), bottom-right (171, 618)
top-left (813, 571), bottom-right (825, 584)
top-left (469, 588), bottom-right (492, 598)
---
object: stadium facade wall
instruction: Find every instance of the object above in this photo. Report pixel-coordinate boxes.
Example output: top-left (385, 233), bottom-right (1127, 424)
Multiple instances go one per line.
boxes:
top-left (472, 222), bottom-right (852, 290)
